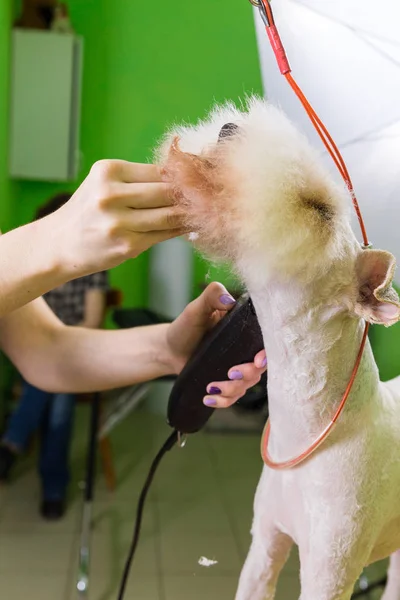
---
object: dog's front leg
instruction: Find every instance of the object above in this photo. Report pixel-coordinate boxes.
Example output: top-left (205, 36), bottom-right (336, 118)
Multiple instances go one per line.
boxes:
top-left (381, 550), bottom-right (400, 600)
top-left (235, 525), bottom-right (293, 600)
top-left (298, 532), bottom-right (371, 600)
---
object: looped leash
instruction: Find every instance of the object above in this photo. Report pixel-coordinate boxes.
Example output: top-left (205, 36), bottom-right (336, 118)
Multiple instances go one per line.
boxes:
top-left (248, 0), bottom-right (371, 469)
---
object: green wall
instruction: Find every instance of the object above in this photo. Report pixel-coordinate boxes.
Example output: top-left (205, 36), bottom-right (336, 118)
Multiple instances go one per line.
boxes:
top-left (369, 293), bottom-right (400, 382)
top-left (5, 0), bottom-right (263, 307)
top-left (0, 1), bottom-right (13, 233)
top-left (92, 0), bottom-right (264, 300)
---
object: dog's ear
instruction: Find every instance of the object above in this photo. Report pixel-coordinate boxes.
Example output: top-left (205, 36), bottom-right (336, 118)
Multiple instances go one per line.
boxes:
top-left (164, 137), bottom-right (222, 204)
top-left (162, 136), bottom-right (238, 261)
top-left (164, 122), bottom-right (239, 206)
top-left (353, 249), bottom-right (400, 326)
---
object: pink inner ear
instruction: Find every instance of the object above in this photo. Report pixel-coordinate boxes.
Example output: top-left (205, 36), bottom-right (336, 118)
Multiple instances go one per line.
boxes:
top-left (359, 256), bottom-right (390, 290)
top-left (375, 303), bottom-right (399, 319)
top-left (355, 249), bottom-right (400, 325)
top-left (356, 250), bottom-right (396, 295)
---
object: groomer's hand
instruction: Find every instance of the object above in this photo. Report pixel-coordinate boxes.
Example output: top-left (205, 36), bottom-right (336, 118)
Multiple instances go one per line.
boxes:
top-left (166, 282), bottom-right (267, 408)
top-left (47, 161), bottom-right (185, 278)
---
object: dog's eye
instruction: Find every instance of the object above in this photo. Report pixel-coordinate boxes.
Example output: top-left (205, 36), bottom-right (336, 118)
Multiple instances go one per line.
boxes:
top-left (302, 196), bottom-right (335, 222)
top-left (218, 122), bottom-right (239, 142)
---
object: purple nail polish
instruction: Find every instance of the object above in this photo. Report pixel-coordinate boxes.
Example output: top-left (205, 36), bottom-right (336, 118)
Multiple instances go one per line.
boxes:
top-left (204, 398), bottom-right (217, 406)
top-left (208, 386), bottom-right (222, 395)
top-left (229, 370), bottom-right (243, 381)
top-left (220, 294), bottom-right (236, 306)
top-left (261, 357), bottom-right (268, 368)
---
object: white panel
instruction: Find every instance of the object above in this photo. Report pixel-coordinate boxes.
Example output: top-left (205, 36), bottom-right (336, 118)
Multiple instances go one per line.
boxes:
top-left (67, 36), bottom-right (83, 180)
top-left (253, 0), bottom-right (400, 283)
top-left (9, 29), bottom-right (82, 181)
top-left (149, 237), bottom-right (193, 320)
top-left (147, 238), bottom-right (193, 416)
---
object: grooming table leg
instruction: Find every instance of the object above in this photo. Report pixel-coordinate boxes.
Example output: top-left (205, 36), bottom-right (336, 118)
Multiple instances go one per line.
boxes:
top-left (76, 391), bottom-right (101, 596)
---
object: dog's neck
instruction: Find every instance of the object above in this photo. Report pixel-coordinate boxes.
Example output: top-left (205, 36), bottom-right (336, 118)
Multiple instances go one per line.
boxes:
top-left (247, 275), bottom-right (379, 462)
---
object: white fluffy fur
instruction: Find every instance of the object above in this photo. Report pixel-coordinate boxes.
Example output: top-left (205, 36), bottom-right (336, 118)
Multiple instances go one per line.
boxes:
top-left (157, 99), bottom-right (354, 284)
top-left (157, 98), bottom-right (400, 599)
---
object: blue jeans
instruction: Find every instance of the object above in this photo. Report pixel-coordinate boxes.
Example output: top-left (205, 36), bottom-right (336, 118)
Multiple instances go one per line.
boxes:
top-left (3, 381), bottom-right (75, 500)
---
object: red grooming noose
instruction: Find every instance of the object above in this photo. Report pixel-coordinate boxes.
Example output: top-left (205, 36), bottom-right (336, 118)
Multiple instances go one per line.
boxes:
top-left (249, 0), bottom-right (371, 469)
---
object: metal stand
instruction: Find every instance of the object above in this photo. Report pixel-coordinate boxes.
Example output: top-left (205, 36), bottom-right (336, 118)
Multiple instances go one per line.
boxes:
top-left (76, 391), bottom-right (101, 597)
top-left (74, 383), bottom-right (154, 597)
top-left (74, 303), bottom-right (166, 596)
top-left (98, 383), bottom-right (150, 440)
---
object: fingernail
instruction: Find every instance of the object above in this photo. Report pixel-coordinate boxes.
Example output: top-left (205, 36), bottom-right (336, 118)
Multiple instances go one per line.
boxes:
top-left (261, 357), bottom-right (268, 368)
top-left (220, 294), bottom-right (236, 306)
top-left (208, 386), bottom-right (222, 395)
top-left (229, 370), bottom-right (243, 381)
top-left (204, 397), bottom-right (217, 406)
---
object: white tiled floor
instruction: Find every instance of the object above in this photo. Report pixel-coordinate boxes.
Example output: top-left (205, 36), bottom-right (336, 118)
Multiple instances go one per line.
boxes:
top-left (0, 405), bottom-right (388, 599)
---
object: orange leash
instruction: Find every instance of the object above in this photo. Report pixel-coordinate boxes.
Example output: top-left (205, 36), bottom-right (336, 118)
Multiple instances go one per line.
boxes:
top-left (249, 0), bottom-right (371, 469)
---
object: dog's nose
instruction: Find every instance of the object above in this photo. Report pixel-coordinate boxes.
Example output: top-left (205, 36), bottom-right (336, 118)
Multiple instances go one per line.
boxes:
top-left (218, 122), bottom-right (239, 142)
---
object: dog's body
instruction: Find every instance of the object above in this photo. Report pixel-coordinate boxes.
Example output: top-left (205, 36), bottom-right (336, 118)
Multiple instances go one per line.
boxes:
top-left (157, 99), bottom-right (400, 599)
top-left (235, 285), bottom-right (400, 599)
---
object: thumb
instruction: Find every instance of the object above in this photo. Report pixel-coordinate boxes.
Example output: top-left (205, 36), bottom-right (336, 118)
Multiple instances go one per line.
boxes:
top-left (181, 282), bottom-right (236, 333)
top-left (185, 282), bottom-right (236, 330)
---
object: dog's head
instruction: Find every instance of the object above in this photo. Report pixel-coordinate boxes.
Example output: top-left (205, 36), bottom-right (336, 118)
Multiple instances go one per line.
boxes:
top-left (156, 98), bottom-right (400, 326)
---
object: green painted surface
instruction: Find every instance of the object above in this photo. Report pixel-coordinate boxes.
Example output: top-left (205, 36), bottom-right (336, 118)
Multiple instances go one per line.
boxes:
top-left (369, 285), bottom-right (400, 381)
top-left (97, 0), bottom-right (263, 301)
top-left (3, 0), bottom-right (262, 307)
top-left (0, 0), bottom-right (13, 233)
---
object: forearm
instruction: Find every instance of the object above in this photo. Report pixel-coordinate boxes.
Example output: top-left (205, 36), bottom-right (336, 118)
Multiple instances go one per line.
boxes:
top-left (0, 219), bottom-right (71, 317)
top-left (0, 299), bottom-right (174, 392)
top-left (75, 320), bottom-right (101, 329)
top-left (0, 281), bottom-right (243, 398)
top-left (34, 323), bottom-right (174, 393)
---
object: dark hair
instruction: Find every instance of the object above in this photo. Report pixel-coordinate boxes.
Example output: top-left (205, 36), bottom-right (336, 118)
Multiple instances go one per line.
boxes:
top-left (35, 192), bottom-right (72, 220)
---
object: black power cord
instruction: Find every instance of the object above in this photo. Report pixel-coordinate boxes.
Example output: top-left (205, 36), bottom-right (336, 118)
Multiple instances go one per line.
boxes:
top-left (117, 430), bottom-right (178, 600)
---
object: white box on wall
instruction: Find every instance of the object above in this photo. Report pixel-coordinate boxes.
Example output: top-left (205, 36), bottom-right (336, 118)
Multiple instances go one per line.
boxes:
top-left (9, 29), bottom-right (83, 182)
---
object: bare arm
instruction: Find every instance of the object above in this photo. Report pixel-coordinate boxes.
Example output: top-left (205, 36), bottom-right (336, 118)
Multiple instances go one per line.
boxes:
top-left (0, 161), bottom-right (183, 319)
top-left (0, 221), bottom-right (68, 317)
top-left (0, 296), bottom-right (172, 392)
top-left (78, 289), bottom-right (107, 329)
top-left (0, 284), bottom-right (267, 406)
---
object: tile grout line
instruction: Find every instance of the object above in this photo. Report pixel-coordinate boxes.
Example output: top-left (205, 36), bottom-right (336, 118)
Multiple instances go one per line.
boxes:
top-left (152, 496), bottom-right (166, 600)
top-left (204, 435), bottom-right (248, 562)
top-left (64, 534), bottom-right (80, 600)
top-left (65, 498), bottom-right (84, 600)
top-left (150, 422), bottom-right (167, 600)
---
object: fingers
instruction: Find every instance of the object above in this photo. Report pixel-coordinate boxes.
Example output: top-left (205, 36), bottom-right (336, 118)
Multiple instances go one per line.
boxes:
top-left (118, 182), bottom-right (174, 209)
top-left (227, 357), bottom-right (267, 382)
top-left (203, 380), bottom-right (248, 409)
top-left (203, 354), bottom-right (267, 409)
top-left (113, 161), bottom-right (163, 184)
top-left (253, 349), bottom-right (267, 369)
top-left (91, 160), bottom-right (163, 184)
top-left (122, 205), bottom-right (186, 233)
top-left (134, 228), bottom-right (187, 254)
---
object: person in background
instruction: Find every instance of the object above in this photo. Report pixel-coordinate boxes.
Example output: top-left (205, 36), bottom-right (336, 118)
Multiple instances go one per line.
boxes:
top-left (0, 193), bottom-right (109, 520)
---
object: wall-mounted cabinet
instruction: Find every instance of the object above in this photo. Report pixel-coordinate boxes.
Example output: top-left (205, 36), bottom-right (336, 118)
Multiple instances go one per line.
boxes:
top-left (9, 29), bottom-right (83, 182)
